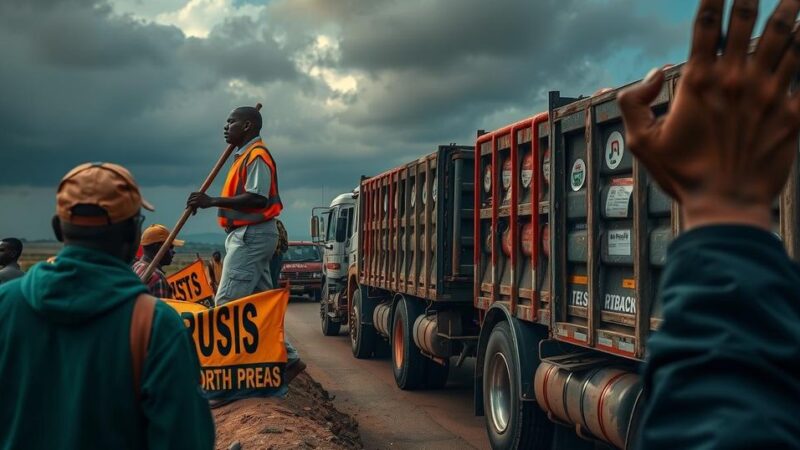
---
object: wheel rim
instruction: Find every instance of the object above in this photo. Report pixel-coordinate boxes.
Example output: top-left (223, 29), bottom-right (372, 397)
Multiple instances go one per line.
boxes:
top-left (488, 351), bottom-right (512, 434)
top-left (393, 312), bottom-right (404, 369)
top-left (350, 302), bottom-right (360, 348)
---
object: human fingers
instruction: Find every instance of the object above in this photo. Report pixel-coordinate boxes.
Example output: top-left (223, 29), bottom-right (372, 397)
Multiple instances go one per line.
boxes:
top-left (754, 0), bottom-right (800, 72)
top-left (723, 0), bottom-right (760, 66)
top-left (688, 0), bottom-right (725, 65)
top-left (618, 68), bottom-right (665, 155)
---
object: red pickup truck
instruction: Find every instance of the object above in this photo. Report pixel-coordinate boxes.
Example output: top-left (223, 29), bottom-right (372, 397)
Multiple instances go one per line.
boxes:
top-left (279, 241), bottom-right (323, 301)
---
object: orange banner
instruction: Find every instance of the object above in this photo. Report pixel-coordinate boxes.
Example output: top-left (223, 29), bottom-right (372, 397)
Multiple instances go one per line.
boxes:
top-left (164, 288), bottom-right (289, 399)
top-left (166, 259), bottom-right (214, 304)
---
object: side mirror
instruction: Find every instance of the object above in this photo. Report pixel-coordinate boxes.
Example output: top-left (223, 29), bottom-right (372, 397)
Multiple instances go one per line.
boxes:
top-left (335, 217), bottom-right (348, 243)
top-left (311, 216), bottom-right (319, 242)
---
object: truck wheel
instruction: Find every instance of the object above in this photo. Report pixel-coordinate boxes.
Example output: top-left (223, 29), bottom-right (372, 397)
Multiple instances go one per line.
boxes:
top-left (320, 281), bottom-right (340, 336)
top-left (483, 322), bottom-right (553, 450)
top-left (424, 358), bottom-right (450, 389)
top-left (313, 289), bottom-right (321, 302)
top-left (391, 297), bottom-right (426, 390)
top-left (321, 306), bottom-right (341, 336)
top-left (350, 290), bottom-right (376, 359)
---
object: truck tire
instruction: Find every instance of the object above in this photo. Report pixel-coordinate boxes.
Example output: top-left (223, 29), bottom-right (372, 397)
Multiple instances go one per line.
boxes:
top-left (350, 290), bottom-right (376, 359)
top-left (483, 322), bottom-right (553, 449)
top-left (391, 297), bottom-right (426, 390)
top-left (313, 288), bottom-right (321, 302)
top-left (424, 358), bottom-right (449, 389)
top-left (320, 281), bottom-right (341, 336)
top-left (321, 306), bottom-right (341, 336)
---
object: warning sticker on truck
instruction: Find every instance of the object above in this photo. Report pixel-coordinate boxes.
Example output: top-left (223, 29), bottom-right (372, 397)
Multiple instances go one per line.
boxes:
top-left (605, 131), bottom-right (624, 170)
top-left (605, 178), bottom-right (633, 218)
top-left (570, 158), bottom-right (586, 191)
top-left (608, 229), bottom-right (631, 256)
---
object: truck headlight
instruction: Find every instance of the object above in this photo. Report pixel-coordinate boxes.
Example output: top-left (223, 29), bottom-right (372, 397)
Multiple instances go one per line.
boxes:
top-left (312, 272), bottom-right (322, 278)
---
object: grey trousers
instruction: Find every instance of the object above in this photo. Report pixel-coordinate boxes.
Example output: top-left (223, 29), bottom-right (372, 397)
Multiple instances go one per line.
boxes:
top-left (215, 220), bottom-right (278, 306)
top-left (215, 220), bottom-right (299, 368)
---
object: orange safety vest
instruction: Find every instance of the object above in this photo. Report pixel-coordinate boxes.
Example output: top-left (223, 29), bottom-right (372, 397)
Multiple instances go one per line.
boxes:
top-left (217, 140), bottom-right (283, 229)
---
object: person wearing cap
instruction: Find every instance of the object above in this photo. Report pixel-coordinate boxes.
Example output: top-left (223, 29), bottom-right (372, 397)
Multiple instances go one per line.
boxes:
top-left (0, 162), bottom-right (214, 449)
top-left (186, 106), bottom-right (305, 386)
top-left (0, 238), bottom-right (25, 284)
top-left (132, 224), bottom-right (185, 299)
top-left (205, 250), bottom-right (223, 292)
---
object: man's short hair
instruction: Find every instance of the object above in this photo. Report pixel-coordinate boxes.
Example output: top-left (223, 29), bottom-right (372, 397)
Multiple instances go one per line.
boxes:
top-left (1, 238), bottom-right (23, 258)
top-left (234, 106), bottom-right (262, 131)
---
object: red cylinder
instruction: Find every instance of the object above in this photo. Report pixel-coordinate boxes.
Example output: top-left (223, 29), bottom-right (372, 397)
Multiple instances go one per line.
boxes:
top-left (502, 157), bottom-right (512, 192)
top-left (502, 226), bottom-right (512, 257)
top-left (521, 151), bottom-right (534, 190)
top-left (521, 222), bottom-right (534, 257)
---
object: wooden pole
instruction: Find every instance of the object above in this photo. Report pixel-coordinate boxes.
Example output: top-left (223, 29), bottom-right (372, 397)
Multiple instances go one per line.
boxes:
top-left (140, 103), bottom-right (262, 283)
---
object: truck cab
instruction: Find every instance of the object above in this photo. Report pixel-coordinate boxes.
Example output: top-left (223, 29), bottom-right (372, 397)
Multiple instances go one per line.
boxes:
top-left (279, 241), bottom-right (323, 300)
top-left (312, 187), bottom-right (359, 336)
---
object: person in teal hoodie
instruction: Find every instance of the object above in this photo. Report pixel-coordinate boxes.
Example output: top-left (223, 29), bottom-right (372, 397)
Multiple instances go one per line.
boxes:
top-left (618, 0), bottom-right (800, 447)
top-left (0, 162), bottom-right (215, 449)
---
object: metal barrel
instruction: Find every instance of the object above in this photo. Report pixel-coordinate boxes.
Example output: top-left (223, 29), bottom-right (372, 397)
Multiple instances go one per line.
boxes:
top-left (534, 361), bottom-right (642, 449)
top-left (373, 302), bottom-right (392, 338)
top-left (412, 314), bottom-right (450, 358)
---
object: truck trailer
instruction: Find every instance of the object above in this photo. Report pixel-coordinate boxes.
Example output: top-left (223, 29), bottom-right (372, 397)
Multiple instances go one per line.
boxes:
top-left (311, 62), bottom-right (800, 450)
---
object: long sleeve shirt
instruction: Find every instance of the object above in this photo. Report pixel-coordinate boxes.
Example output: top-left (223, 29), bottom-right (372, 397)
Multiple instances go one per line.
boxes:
top-left (636, 226), bottom-right (800, 449)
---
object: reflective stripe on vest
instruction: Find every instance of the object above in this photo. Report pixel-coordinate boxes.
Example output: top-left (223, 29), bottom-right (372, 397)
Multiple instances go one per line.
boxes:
top-left (217, 142), bottom-right (283, 229)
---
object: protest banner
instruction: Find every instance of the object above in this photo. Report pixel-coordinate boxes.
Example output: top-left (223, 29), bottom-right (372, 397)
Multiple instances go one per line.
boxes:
top-left (165, 288), bottom-right (289, 400)
top-left (166, 259), bottom-right (214, 304)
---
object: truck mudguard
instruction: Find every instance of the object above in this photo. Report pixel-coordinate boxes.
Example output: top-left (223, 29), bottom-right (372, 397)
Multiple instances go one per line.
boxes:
top-left (474, 302), bottom-right (548, 416)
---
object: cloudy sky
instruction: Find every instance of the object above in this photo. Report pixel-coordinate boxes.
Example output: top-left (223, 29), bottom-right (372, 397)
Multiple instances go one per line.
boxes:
top-left (0, 0), bottom-right (780, 242)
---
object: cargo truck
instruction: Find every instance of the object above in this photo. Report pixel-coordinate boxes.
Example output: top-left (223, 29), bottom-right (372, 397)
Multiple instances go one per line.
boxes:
top-left (311, 62), bottom-right (800, 449)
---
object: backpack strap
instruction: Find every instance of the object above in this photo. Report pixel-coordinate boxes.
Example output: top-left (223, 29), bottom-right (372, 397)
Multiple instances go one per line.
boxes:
top-left (130, 293), bottom-right (157, 401)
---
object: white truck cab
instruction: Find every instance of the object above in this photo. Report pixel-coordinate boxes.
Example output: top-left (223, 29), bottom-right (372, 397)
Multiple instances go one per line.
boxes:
top-left (311, 187), bottom-right (359, 335)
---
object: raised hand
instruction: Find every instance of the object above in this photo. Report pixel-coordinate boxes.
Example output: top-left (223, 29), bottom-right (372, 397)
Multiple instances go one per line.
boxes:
top-left (618, 0), bottom-right (800, 230)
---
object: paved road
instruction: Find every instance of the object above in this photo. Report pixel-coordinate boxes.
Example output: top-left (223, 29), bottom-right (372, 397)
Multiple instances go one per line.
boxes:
top-left (286, 299), bottom-right (491, 450)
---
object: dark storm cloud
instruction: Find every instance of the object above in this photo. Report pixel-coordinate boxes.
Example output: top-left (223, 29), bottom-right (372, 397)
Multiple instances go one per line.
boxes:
top-left (0, 0), bottom-right (691, 239)
top-left (181, 16), bottom-right (298, 85)
top-left (0, 0), bottom-right (298, 188)
top-left (323, 0), bottom-right (683, 128)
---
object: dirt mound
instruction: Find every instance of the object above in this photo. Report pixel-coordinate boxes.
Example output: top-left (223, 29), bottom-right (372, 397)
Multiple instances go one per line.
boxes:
top-left (213, 372), bottom-right (362, 449)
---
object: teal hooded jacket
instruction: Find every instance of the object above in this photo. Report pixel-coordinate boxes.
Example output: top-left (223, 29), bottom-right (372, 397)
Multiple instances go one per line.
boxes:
top-left (636, 226), bottom-right (800, 449)
top-left (0, 245), bottom-right (215, 449)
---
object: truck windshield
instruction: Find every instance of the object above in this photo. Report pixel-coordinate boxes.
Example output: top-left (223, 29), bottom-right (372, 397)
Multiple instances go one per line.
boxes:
top-left (285, 245), bottom-right (321, 262)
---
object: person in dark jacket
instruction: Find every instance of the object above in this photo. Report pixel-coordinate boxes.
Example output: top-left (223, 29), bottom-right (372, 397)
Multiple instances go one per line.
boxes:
top-left (618, 0), bottom-right (800, 448)
top-left (0, 162), bottom-right (214, 450)
top-left (0, 237), bottom-right (25, 284)
top-left (270, 219), bottom-right (289, 288)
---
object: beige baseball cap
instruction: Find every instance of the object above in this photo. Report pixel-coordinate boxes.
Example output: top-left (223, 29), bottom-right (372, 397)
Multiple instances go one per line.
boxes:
top-left (57, 162), bottom-right (154, 226)
top-left (141, 224), bottom-right (184, 247)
